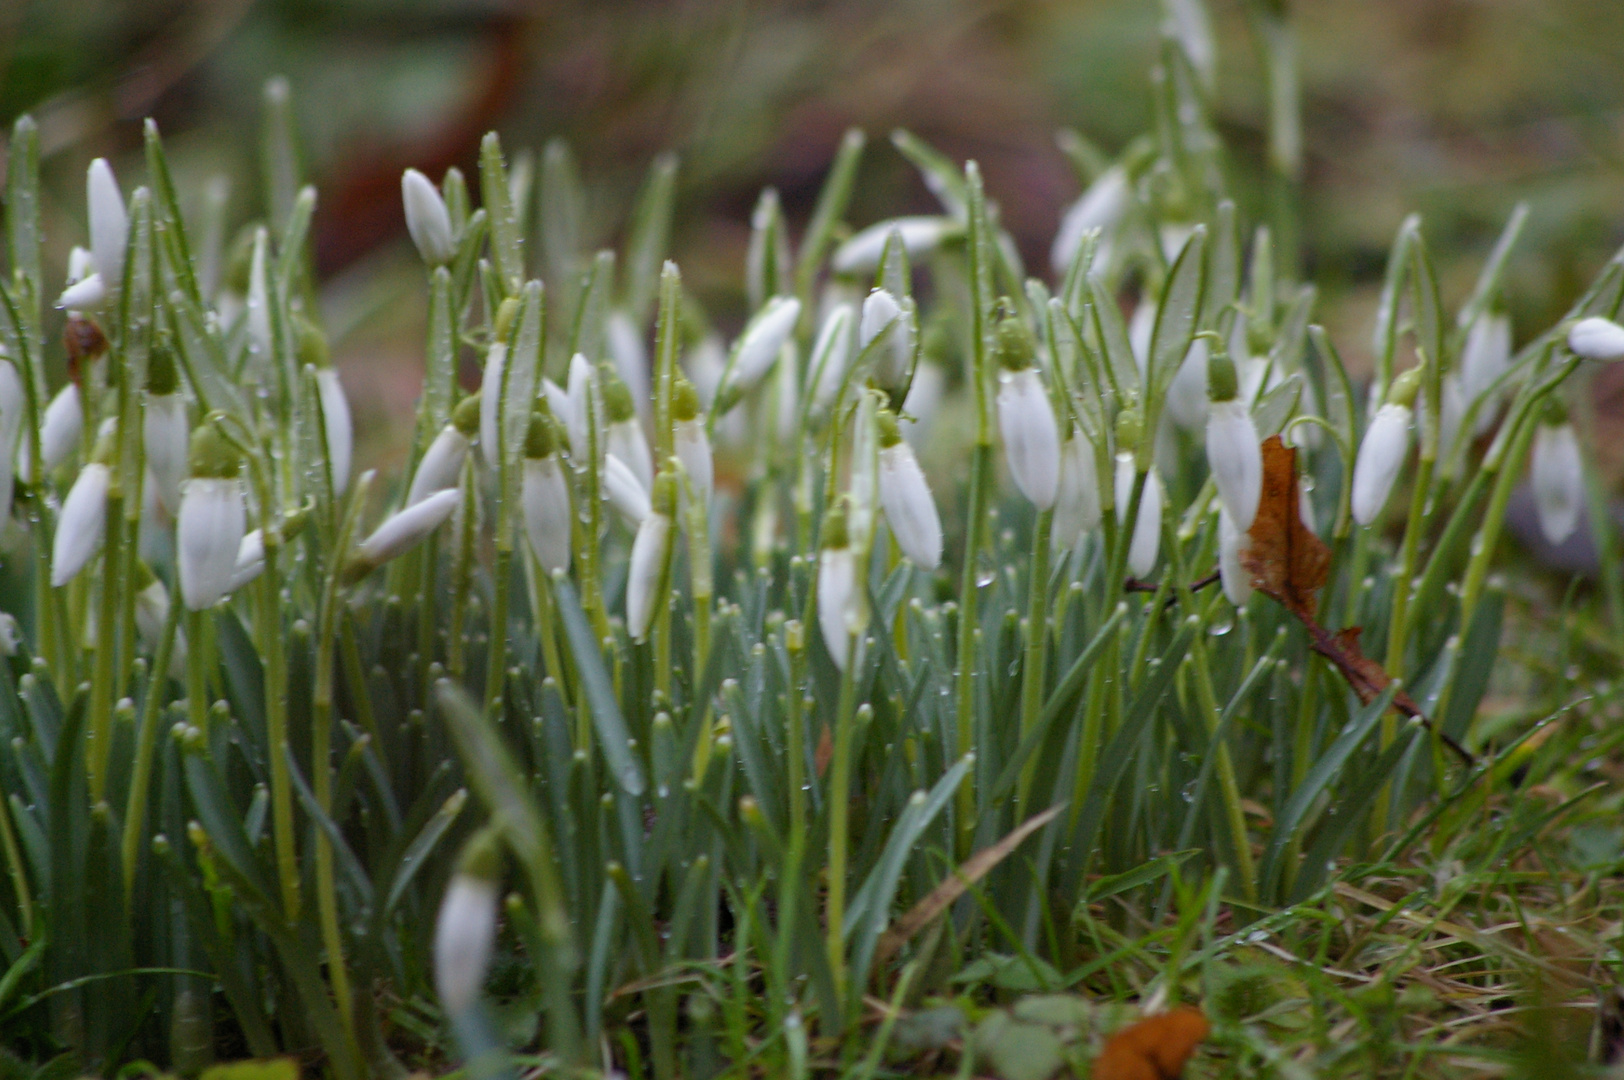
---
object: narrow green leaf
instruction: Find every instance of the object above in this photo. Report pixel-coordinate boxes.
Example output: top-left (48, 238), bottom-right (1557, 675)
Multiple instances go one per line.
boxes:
top-left (795, 129), bottom-right (864, 303)
top-left (623, 152), bottom-right (678, 326)
top-left (481, 132), bottom-right (524, 296)
top-left (551, 579), bottom-right (646, 795)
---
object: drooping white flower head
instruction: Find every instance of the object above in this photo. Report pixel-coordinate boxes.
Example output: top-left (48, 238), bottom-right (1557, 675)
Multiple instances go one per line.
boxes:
top-left (729, 295), bottom-right (801, 395)
top-left (671, 378), bottom-right (713, 510)
top-left (603, 452), bottom-right (650, 529)
top-left (1127, 300), bottom-right (1156, 376)
top-left (1530, 418), bottom-right (1583, 546)
top-left (876, 411), bottom-right (942, 570)
top-left (353, 488), bottom-right (460, 572)
top-left (564, 352), bottom-right (597, 461)
top-left (1127, 466), bottom-right (1164, 578)
top-left (858, 288), bottom-right (913, 391)
top-left (230, 529), bottom-right (267, 592)
top-left (52, 462), bottom-right (111, 587)
top-left (1205, 352), bottom-right (1262, 531)
top-left (21, 383), bottom-right (83, 482)
top-left (143, 348), bottom-right (190, 517)
top-left (409, 395), bottom-right (480, 507)
top-left (520, 407), bottom-right (571, 575)
top-left (177, 426), bottom-right (247, 611)
top-left (56, 273), bottom-right (108, 313)
top-left (1568, 317), bottom-right (1624, 362)
top-left (832, 217), bottom-right (954, 277)
top-left (133, 575), bottom-right (188, 680)
top-left (1050, 164), bottom-right (1129, 276)
top-left (293, 319), bottom-right (352, 497)
top-left (434, 833), bottom-right (502, 1017)
top-left (478, 340), bottom-right (508, 471)
top-left (1351, 367), bottom-right (1421, 527)
top-left (1053, 429), bottom-right (1101, 547)
top-left (87, 159), bottom-right (128, 293)
top-left (817, 505), bottom-right (864, 672)
top-left (605, 310), bottom-right (652, 417)
top-left (1217, 506), bottom-right (1253, 607)
top-left (1164, 337), bottom-right (1210, 431)
top-left (1459, 311), bottom-right (1512, 436)
top-left (401, 168), bottom-right (456, 267)
top-left (601, 367), bottom-right (653, 494)
top-left (809, 303), bottom-right (855, 408)
top-left (626, 474), bottom-right (676, 642)
top-left (994, 319), bottom-right (1061, 509)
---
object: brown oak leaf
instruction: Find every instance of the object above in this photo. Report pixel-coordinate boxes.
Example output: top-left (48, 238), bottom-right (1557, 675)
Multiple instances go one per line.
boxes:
top-left (1241, 436), bottom-right (1331, 619)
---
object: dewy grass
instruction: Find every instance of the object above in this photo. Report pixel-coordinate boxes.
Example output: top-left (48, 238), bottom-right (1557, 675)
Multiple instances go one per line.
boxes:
top-left (0, 10), bottom-right (1621, 1078)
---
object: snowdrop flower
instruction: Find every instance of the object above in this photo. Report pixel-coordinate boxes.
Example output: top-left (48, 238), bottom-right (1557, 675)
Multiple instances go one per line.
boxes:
top-left (564, 352), bottom-right (596, 460)
top-left (52, 461), bottom-right (110, 587)
top-left (87, 159), bottom-right (128, 293)
top-left (626, 473), bottom-right (676, 641)
top-left (1053, 429), bottom-right (1101, 547)
top-left (408, 395), bottom-right (481, 507)
top-left (1165, 336), bottom-right (1209, 431)
top-left (993, 311), bottom-right (1060, 509)
top-left (1435, 373), bottom-right (1466, 466)
top-left (521, 408), bottom-right (572, 576)
top-left (1567, 317), bottom-right (1624, 362)
top-left (434, 831), bottom-right (502, 1017)
top-left (1530, 413), bottom-right (1582, 545)
top-left (132, 570), bottom-right (188, 680)
top-left (1459, 311), bottom-right (1511, 436)
top-left (1128, 301), bottom-right (1156, 375)
top-left (605, 310), bottom-right (652, 417)
top-left (1298, 477), bottom-right (1319, 537)
top-left (859, 288), bottom-right (914, 395)
top-left (229, 529), bottom-right (267, 592)
top-left (0, 358), bottom-right (23, 523)
top-left (1351, 367), bottom-right (1421, 526)
top-left (177, 426), bottom-right (247, 611)
top-left (601, 366), bottom-right (652, 494)
top-left (297, 319), bottom-right (352, 497)
top-left (478, 298), bottom-right (520, 468)
top-left (671, 378), bottom-right (713, 510)
top-left (1205, 352), bottom-right (1263, 531)
top-left (1217, 506), bottom-right (1252, 607)
top-left (144, 346), bottom-right (189, 516)
top-left (901, 357), bottom-right (946, 448)
top-left (809, 303), bottom-right (855, 408)
top-left (1050, 164), bottom-right (1129, 276)
top-left (603, 452), bottom-right (650, 529)
top-left (876, 410), bottom-right (941, 570)
top-left (728, 295), bottom-right (801, 395)
top-left (350, 488), bottom-right (460, 578)
top-left (1120, 461), bottom-right (1163, 578)
top-left (21, 383), bottom-right (83, 482)
top-left (56, 273), bottom-right (107, 313)
top-left (401, 168), bottom-right (456, 267)
top-left (817, 504), bottom-right (864, 672)
top-left (833, 217), bottom-right (955, 277)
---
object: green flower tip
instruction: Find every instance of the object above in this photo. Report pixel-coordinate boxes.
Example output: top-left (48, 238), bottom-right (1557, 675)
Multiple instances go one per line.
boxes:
top-left (524, 407), bottom-right (559, 459)
top-left (1206, 350), bottom-right (1238, 402)
top-left (493, 297), bottom-right (520, 343)
top-left (821, 501), bottom-right (850, 550)
top-left (1115, 406), bottom-right (1143, 453)
top-left (1386, 365), bottom-right (1423, 409)
top-left (671, 377), bottom-right (701, 422)
top-left (189, 424), bottom-right (241, 478)
top-left (876, 407), bottom-right (902, 448)
top-left (452, 393), bottom-right (483, 436)
top-left (293, 315), bottom-right (330, 369)
top-left (601, 365), bottom-right (636, 422)
top-left (147, 342), bottom-right (181, 396)
top-left (992, 302), bottom-right (1036, 373)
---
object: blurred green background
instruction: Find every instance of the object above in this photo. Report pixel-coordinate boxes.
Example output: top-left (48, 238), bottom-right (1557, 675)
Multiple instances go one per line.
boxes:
top-left (3, 0), bottom-right (1623, 471)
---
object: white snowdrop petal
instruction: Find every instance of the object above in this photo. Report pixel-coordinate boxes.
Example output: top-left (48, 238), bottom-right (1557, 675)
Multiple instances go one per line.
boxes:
top-left (674, 419), bottom-right (713, 510)
top-left (434, 875), bottom-right (499, 1016)
top-left (1218, 507), bottom-right (1253, 607)
top-left (817, 546), bottom-right (859, 672)
top-left (731, 296), bottom-right (801, 391)
top-left (144, 393), bottom-right (190, 516)
top-left (603, 453), bottom-right (650, 528)
top-left (1351, 403), bottom-right (1413, 526)
top-left (522, 455), bottom-right (572, 575)
top-left (1206, 398), bottom-right (1263, 532)
top-left (1568, 317), bottom-right (1624, 362)
top-left (1531, 422), bottom-right (1583, 546)
top-left (401, 168), bottom-right (455, 266)
top-left (565, 353), bottom-right (595, 460)
top-left (832, 217), bottom-right (952, 276)
top-left (606, 310), bottom-right (652, 414)
top-left (178, 477), bottom-right (247, 611)
top-left (51, 463), bottom-right (110, 586)
top-left (1053, 433), bottom-right (1101, 546)
top-left (1050, 165), bottom-right (1129, 275)
top-left (608, 419), bottom-right (653, 495)
top-left (1165, 338), bottom-right (1210, 431)
top-left (479, 343), bottom-right (507, 469)
top-left (0, 361), bottom-right (24, 523)
top-left (25, 384), bottom-right (83, 481)
top-left (87, 159), bottom-right (128, 292)
top-left (316, 369), bottom-right (352, 496)
top-left (626, 511), bottom-right (672, 641)
top-left (357, 489), bottom-right (460, 565)
top-left (56, 273), bottom-right (108, 312)
top-left (1128, 469), bottom-right (1163, 578)
top-left (408, 426), bottom-right (470, 507)
top-left (1460, 312), bottom-right (1512, 435)
top-left (230, 529), bottom-right (267, 592)
top-left (996, 368), bottom-right (1060, 509)
top-left (810, 304), bottom-right (855, 407)
top-left (879, 442), bottom-right (942, 570)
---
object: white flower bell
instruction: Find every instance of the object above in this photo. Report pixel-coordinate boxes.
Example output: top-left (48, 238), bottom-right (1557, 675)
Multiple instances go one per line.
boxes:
top-left (993, 312), bottom-right (1060, 509)
top-left (87, 159), bottom-right (128, 293)
top-left (1351, 367), bottom-right (1421, 527)
top-left (177, 426), bottom-right (247, 611)
top-left (409, 395), bottom-right (481, 507)
top-left (817, 504), bottom-right (864, 672)
top-left (1530, 414), bottom-right (1582, 546)
top-left (1568, 317), bottom-right (1624, 362)
top-left (401, 168), bottom-right (456, 267)
top-left (52, 462), bottom-right (110, 587)
top-left (1218, 506), bottom-right (1253, 607)
top-left (351, 488), bottom-right (460, 575)
top-left (521, 408), bottom-right (572, 576)
top-left (876, 410), bottom-right (942, 570)
top-left (671, 378), bottom-right (713, 510)
top-left (1053, 429), bottom-right (1101, 547)
top-left (1204, 352), bottom-right (1263, 531)
top-left (729, 296), bottom-right (801, 395)
top-left (626, 473), bottom-right (676, 642)
top-left (434, 832), bottom-right (502, 1017)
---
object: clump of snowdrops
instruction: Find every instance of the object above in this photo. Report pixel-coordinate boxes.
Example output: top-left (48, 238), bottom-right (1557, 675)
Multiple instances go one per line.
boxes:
top-left (0, 45), bottom-right (1615, 1079)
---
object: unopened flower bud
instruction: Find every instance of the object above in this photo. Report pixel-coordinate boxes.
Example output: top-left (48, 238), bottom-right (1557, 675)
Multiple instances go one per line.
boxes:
top-left (810, 303), bottom-right (855, 408)
top-left (833, 217), bottom-right (954, 276)
top-left (52, 462), bottom-right (111, 586)
top-left (1205, 365), bottom-right (1262, 531)
top-left (626, 473), bottom-right (676, 641)
top-left (729, 296), bottom-right (801, 394)
top-left (522, 410), bottom-right (571, 576)
top-left (401, 168), bottom-right (456, 267)
top-left (144, 353), bottom-right (190, 516)
top-left (817, 504), bottom-right (863, 672)
top-left (1351, 369), bottom-right (1420, 526)
top-left (350, 488), bottom-right (460, 578)
top-left (178, 427), bottom-right (246, 611)
top-left (672, 378), bottom-right (713, 509)
top-left (1050, 164), bottom-right (1129, 275)
top-left (604, 452), bottom-right (650, 529)
top-left (1568, 317), bottom-right (1624, 362)
top-left (1217, 506), bottom-right (1252, 607)
top-left (434, 831), bottom-right (502, 1017)
top-left (1530, 413), bottom-right (1582, 545)
top-left (1053, 430), bottom-right (1101, 546)
top-left (87, 159), bottom-right (128, 292)
top-left (996, 366), bottom-right (1060, 509)
top-left (876, 410), bottom-right (941, 570)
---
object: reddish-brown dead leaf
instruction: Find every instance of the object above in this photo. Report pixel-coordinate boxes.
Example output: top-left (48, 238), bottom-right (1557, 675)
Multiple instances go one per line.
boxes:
top-left (1093, 1007), bottom-right (1210, 1080)
top-left (1242, 436), bottom-right (1330, 619)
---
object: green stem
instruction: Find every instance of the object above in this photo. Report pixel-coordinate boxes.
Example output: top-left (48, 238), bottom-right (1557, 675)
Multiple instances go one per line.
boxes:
top-left (87, 492), bottom-right (125, 803)
top-left (1015, 508), bottom-right (1054, 812)
top-left (260, 536), bottom-right (301, 922)
top-left (952, 441), bottom-right (993, 853)
top-left (121, 582), bottom-right (183, 896)
top-left (825, 658), bottom-right (860, 1007)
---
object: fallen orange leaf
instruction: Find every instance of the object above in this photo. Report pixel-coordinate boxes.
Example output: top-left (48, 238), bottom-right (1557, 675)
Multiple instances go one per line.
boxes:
top-left (1093, 1007), bottom-right (1209, 1080)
